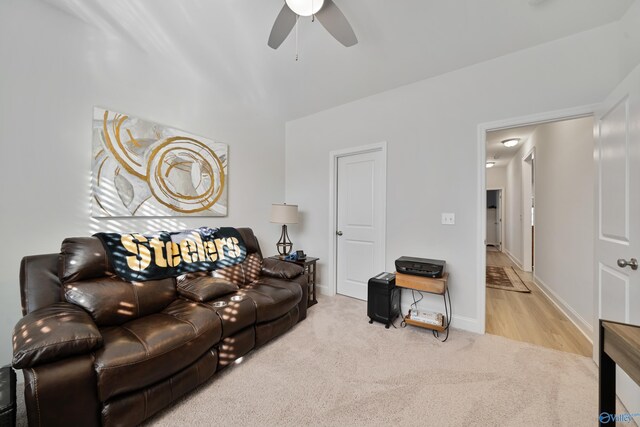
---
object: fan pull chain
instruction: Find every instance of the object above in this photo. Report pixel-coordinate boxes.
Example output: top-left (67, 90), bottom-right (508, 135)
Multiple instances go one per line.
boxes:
top-left (295, 14), bottom-right (299, 61)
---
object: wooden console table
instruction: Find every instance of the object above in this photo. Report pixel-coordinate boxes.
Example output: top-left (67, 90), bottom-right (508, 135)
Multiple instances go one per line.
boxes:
top-left (396, 272), bottom-right (451, 342)
top-left (599, 319), bottom-right (640, 426)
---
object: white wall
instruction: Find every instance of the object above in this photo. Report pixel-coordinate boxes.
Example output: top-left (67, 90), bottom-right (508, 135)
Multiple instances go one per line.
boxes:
top-left (0, 0), bottom-right (285, 362)
top-left (504, 136), bottom-right (534, 266)
top-left (285, 19), bottom-right (636, 333)
top-left (486, 167), bottom-right (507, 190)
top-left (504, 155), bottom-right (522, 265)
top-left (531, 117), bottom-right (595, 336)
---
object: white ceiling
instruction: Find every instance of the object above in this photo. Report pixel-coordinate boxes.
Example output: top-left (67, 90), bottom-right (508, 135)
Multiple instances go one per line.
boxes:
top-left (42, 0), bottom-right (634, 121)
top-left (486, 124), bottom-right (539, 168)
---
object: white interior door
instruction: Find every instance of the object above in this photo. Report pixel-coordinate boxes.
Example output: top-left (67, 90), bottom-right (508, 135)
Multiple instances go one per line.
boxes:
top-left (487, 208), bottom-right (497, 245)
top-left (336, 150), bottom-right (385, 300)
top-left (594, 64), bottom-right (640, 412)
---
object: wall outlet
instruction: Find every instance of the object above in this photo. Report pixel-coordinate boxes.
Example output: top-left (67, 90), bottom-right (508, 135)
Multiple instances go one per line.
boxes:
top-left (441, 213), bottom-right (455, 225)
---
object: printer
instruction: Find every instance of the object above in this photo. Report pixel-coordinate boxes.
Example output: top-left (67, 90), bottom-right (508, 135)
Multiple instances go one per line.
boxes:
top-left (395, 256), bottom-right (446, 278)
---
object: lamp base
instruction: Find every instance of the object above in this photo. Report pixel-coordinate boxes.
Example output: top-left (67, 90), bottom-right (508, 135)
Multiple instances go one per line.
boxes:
top-left (276, 224), bottom-right (293, 256)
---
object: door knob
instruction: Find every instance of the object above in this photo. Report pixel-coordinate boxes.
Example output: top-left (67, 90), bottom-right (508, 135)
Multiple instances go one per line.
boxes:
top-left (336, 231), bottom-right (343, 236)
top-left (617, 258), bottom-right (638, 270)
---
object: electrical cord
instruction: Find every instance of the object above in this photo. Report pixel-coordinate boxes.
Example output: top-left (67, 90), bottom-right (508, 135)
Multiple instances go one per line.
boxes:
top-left (401, 289), bottom-right (424, 328)
top-left (405, 288), bottom-right (451, 342)
top-left (389, 316), bottom-right (398, 329)
top-left (410, 289), bottom-right (424, 309)
top-left (432, 288), bottom-right (452, 342)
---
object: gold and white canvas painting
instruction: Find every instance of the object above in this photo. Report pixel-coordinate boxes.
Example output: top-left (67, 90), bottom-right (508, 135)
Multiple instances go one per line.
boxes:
top-left (92, 107), bottom-right (228, 217)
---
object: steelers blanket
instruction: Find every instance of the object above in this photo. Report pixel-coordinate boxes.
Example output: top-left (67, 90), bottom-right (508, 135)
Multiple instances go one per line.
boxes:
top-left (94, 227), bottom-right (247, 282)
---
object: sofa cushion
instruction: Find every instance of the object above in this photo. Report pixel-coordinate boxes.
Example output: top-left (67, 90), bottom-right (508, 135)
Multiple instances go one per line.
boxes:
top-left (261, 258), bottom-right (304, 280)
top-left (212, 253), bottom-right (262, 286)
top-left (242, 253), bottom-right (263, 283)
top-left (236, 228), bottom-right (262, 255)
top-left (64, 277), bottom-right (176, 327)
top-left (59, 237), bottom-right (112, 284)
top-left (94, 299), bottom-right (222, 401)
top-left (255, 276), bottom-right (306, 298)
top-left (101, 349), bottom-right (219, 427)
top-left (176, 273), bottom-right (238, 302)
top-left (259, 275), bottom-right (309, 322)
top-left (255, 305), bottom-right (300, 347)
top-left (239, 281), bottom-right (301, 323)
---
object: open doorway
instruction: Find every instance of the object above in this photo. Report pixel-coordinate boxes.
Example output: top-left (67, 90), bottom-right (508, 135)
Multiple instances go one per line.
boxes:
top-left (483, 116), bottom-right (594, 357)
top-left (522, 149), bottom-right (535, 272)
top-left (486, 189), bottom-right (502, 252)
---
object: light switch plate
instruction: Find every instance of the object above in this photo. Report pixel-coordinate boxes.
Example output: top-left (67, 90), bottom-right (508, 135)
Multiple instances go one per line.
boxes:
top-left (441, 213), bottom-right (455, 225)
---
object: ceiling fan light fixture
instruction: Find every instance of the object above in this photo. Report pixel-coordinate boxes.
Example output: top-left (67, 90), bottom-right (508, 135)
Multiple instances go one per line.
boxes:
top-left (486, 162), bottom-right (496, 168)
top-left (285, 0), bottom-right (324, 17)
top-left (501, 138), bottom-right (520, 148)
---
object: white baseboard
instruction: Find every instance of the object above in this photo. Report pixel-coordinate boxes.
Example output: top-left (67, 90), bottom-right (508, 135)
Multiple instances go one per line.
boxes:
top-left (450, 314), bottom-right (482, 334)
top-left (532, 274), bottom-right (593, 343)
top-left (317, 285), bottom-right (335, 296)
top-left (503, 249), bottom-right (523, 269)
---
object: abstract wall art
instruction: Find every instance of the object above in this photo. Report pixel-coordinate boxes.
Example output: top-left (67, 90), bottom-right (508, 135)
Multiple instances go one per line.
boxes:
top-left (92, 107), bottom-right (228, 217)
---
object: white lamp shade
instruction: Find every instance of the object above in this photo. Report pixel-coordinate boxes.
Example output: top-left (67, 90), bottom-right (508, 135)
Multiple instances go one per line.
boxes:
top-left (286, 0), bottom-right (324, 16)
top-left (270, 204), bottom-right (299, 224)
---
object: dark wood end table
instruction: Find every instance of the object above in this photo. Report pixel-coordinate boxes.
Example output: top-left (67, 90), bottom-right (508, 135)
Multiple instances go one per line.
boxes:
top-left (599, 319), bottom-right (640, 426)
top-left (0, 365), bottom-right (16, 427)
top-left (269, 256), bottom-right (319, 307)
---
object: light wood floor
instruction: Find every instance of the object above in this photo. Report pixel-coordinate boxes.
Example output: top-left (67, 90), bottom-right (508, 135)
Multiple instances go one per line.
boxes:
top-left (486, 249), bottom-right (592, 357)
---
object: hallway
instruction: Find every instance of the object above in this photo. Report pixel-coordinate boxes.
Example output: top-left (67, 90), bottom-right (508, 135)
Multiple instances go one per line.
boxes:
top-left (486, 249), bottom-right (592, 357)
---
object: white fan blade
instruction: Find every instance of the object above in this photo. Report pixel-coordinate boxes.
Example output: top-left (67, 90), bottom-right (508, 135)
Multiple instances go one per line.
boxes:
top-left (315, 0), bottom-right (357, 47)
top-left (268, 4), bottom-right (297, 49)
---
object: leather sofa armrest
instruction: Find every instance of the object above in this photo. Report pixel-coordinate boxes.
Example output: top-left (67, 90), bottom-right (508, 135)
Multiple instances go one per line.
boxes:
top-left (261, 258), bottom-right (304, 280)
top-left (12, 302), bottom-right (103, 369)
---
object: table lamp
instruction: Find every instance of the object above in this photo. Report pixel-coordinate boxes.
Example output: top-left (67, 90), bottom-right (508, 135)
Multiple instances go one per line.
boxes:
top-left (270, 203), bottom-right (298, 257)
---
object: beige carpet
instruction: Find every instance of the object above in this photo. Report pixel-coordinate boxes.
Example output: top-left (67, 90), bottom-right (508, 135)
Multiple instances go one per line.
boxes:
top-left (14, 295), bottom-right (617, 426)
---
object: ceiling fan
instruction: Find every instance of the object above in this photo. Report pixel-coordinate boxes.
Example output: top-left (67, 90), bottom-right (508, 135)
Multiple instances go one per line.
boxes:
top-left (268, 0), bottom-right (358, 49)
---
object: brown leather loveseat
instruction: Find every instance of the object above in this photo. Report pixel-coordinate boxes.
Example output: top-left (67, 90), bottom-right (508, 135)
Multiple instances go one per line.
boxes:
top-left (12, 228), bottom-right (308, 426)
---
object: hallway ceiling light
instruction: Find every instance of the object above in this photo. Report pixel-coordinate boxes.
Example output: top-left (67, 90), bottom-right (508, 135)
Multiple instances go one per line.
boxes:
top-left (486, 162), bottom-right (496, 168)
top-left (501, 138), bottom-right (520, 148)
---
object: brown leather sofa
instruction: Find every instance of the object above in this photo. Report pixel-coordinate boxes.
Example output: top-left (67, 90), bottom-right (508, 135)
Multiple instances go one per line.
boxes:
top-left (12, 228), bottom-right (308, 427)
